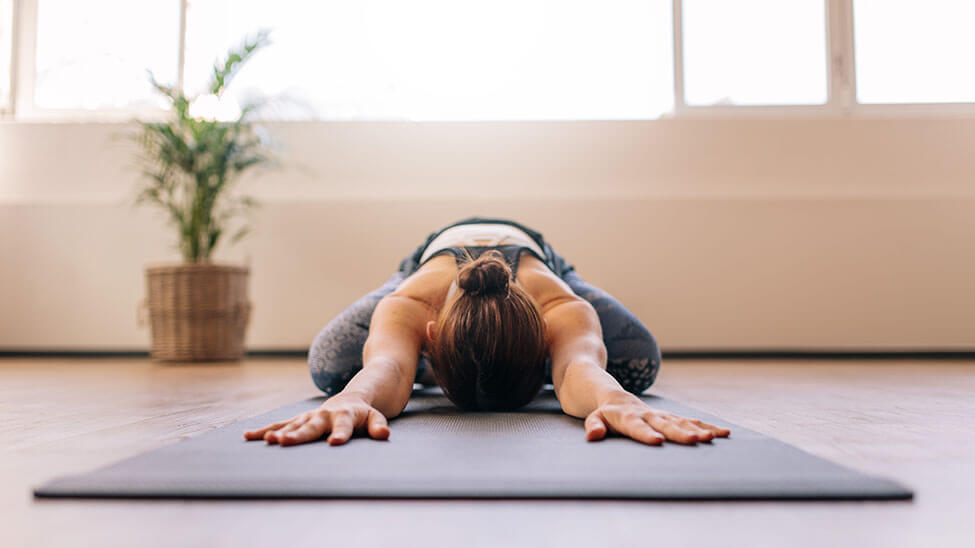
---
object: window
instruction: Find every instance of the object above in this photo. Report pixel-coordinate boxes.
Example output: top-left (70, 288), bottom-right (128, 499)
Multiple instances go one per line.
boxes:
top-left (6, 0), bottom-right (975, 120)
top-left (0, 0), bottom-right (12, 111)
top-left (681, 0), bottom-right (827, 106)
top-left (854, 0), bottom-right (975, 104)
top-left (183, 0), bottom-right (673, 121)
top-left (33, 0), bottom-right (179, 110)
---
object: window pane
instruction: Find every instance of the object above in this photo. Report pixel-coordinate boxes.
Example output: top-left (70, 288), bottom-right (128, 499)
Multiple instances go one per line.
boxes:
top-left (683, 0), bottom-right (827, 106)
top-left (34, 0), bottom-right (179, 110)
top-left (0, 0), bottom-right (12, 110)
top-left (184, 0), bottom-right (673, 121)
top-left (854, 0), bottom-right (975, 104)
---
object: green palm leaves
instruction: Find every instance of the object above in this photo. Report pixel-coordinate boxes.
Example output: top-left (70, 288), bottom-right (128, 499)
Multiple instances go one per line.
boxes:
top-left (134, 30), bottom-right (275, 262)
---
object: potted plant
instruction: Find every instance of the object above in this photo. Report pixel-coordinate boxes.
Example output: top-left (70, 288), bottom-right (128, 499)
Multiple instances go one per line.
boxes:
top-left (132, 31), bottom-right (277, 361)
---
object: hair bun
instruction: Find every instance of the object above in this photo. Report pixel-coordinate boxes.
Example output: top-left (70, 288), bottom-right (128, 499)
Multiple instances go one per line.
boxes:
top-left (457, 251), bottom-right (511, 297)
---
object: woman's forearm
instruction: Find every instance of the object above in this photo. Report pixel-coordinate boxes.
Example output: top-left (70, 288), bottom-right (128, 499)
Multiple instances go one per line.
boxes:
top-left (556, 360), bottom-right (640, 418)
top-left (334, 357), bottom-right (414, 418)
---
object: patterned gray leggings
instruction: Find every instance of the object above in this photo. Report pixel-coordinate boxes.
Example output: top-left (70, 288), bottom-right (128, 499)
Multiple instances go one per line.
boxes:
top-left (308, 254), bottom-right (662, 398)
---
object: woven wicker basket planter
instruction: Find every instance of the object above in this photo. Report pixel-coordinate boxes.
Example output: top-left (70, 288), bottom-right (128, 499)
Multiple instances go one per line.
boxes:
top-left (144, 264), bottom-right (251, 361)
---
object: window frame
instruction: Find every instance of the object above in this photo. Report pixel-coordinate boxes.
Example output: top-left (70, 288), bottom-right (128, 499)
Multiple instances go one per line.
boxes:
top-left (4, 0), bottom-right (975, 122)
top-left (0, 0), bottom-right (15, 114)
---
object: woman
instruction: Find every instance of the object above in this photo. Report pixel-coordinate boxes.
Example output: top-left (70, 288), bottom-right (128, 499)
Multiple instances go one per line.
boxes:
top-left (245, 216), bottom-right (730, 446)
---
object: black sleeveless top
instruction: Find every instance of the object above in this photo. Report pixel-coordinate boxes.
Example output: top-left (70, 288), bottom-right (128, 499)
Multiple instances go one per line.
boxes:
top-left (398, 216), bottom-right (577, 279)
top-left (417, 244), bottom-right (547, 277)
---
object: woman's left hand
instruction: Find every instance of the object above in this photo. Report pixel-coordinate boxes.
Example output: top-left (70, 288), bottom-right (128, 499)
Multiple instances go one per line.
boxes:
top-left (584, 393), bottom-right (731, 445)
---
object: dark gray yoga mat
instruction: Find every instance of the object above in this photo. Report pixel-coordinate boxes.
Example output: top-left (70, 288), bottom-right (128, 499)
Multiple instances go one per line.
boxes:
top-left (34, 390), bottom-right (912, 500)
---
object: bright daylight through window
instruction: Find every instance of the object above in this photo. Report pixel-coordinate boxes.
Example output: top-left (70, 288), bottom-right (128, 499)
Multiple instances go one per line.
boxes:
top-left (682, 0), bottom-right (827, 106)
top-left (854, 0), bottom-right (975, 104)
top-left (183, 0), bottom-right (673, 121)
top-left (34, 0), bottom-right (179, 110)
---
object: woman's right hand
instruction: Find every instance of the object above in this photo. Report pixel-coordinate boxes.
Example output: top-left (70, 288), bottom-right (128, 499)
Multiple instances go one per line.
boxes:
top-left (243, 394), bottom-right (391, 446)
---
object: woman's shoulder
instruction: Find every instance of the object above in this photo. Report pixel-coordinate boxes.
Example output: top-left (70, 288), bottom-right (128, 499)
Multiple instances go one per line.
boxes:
top-left (515, 254), bottom-right (583, 314)
top-left (388, 255), bottom-right (456, 309)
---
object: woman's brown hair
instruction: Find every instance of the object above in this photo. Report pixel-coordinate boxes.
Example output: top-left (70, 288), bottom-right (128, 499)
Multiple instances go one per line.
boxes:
top-left (427, 250), bottom-right (548, 411)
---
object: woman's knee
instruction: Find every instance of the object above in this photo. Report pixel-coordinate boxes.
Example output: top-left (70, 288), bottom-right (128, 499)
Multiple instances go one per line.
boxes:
top-left (563, 271), bottom-right (662, 394)
top-left (605, 325), bottom-right (661, 395)
top-left (308, 318), bottom-right (367, 396)
top-left (307, 271), bottom-right (408, 395)
top-left (583, 321), bottom-right (662, 395)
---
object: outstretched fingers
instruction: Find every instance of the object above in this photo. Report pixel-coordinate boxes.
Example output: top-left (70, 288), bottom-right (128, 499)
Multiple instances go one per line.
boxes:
top-left (637, 405), bottom-right (735, 444)
top-left (366, 409), bottom-right (391, 440)
top-left (584, 410), bottom-right (608, 441)
top-left (245, 396), bottom-right (393, 447)
top-left (265, 415), bottom-right (310, 444)
top-left (619, 415), bottom-right (665, 445)
top-left (585, 408), bottom-right (664, 446)
top-left (645, 413), bottom-right (704, 445)
top-left (243, 419), bottom-right (292, 441)
top-left (690, 418), bottom-right (731, 438)
top-left (327, 411), bottom-right (356, 445)
top-left (279, 414), bottom-right (329, 446)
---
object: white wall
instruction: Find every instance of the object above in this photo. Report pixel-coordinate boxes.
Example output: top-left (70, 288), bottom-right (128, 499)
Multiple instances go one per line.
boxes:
top-left (1, 119), bottom-right (974, 351)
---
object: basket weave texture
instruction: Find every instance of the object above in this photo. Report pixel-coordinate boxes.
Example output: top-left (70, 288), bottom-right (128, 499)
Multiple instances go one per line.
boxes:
top-left (145, 264), bottom-right (251, 361)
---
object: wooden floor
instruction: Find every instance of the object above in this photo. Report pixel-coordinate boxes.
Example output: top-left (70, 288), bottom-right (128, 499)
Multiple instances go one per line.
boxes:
top-left (2, 357), bottom-right (973, 548)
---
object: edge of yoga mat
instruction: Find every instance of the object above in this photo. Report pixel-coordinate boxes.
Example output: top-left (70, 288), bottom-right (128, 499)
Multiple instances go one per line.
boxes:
top-left (33, 391), bottom-right (914, 501)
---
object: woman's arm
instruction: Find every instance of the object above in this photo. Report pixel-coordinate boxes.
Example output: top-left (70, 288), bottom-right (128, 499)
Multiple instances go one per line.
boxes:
top-left (544, 296), bottom-right (730, 445)
top-left (350, 294), bottom-right (434, 417)
top-left (244, 292), bottom-right (433, 446)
